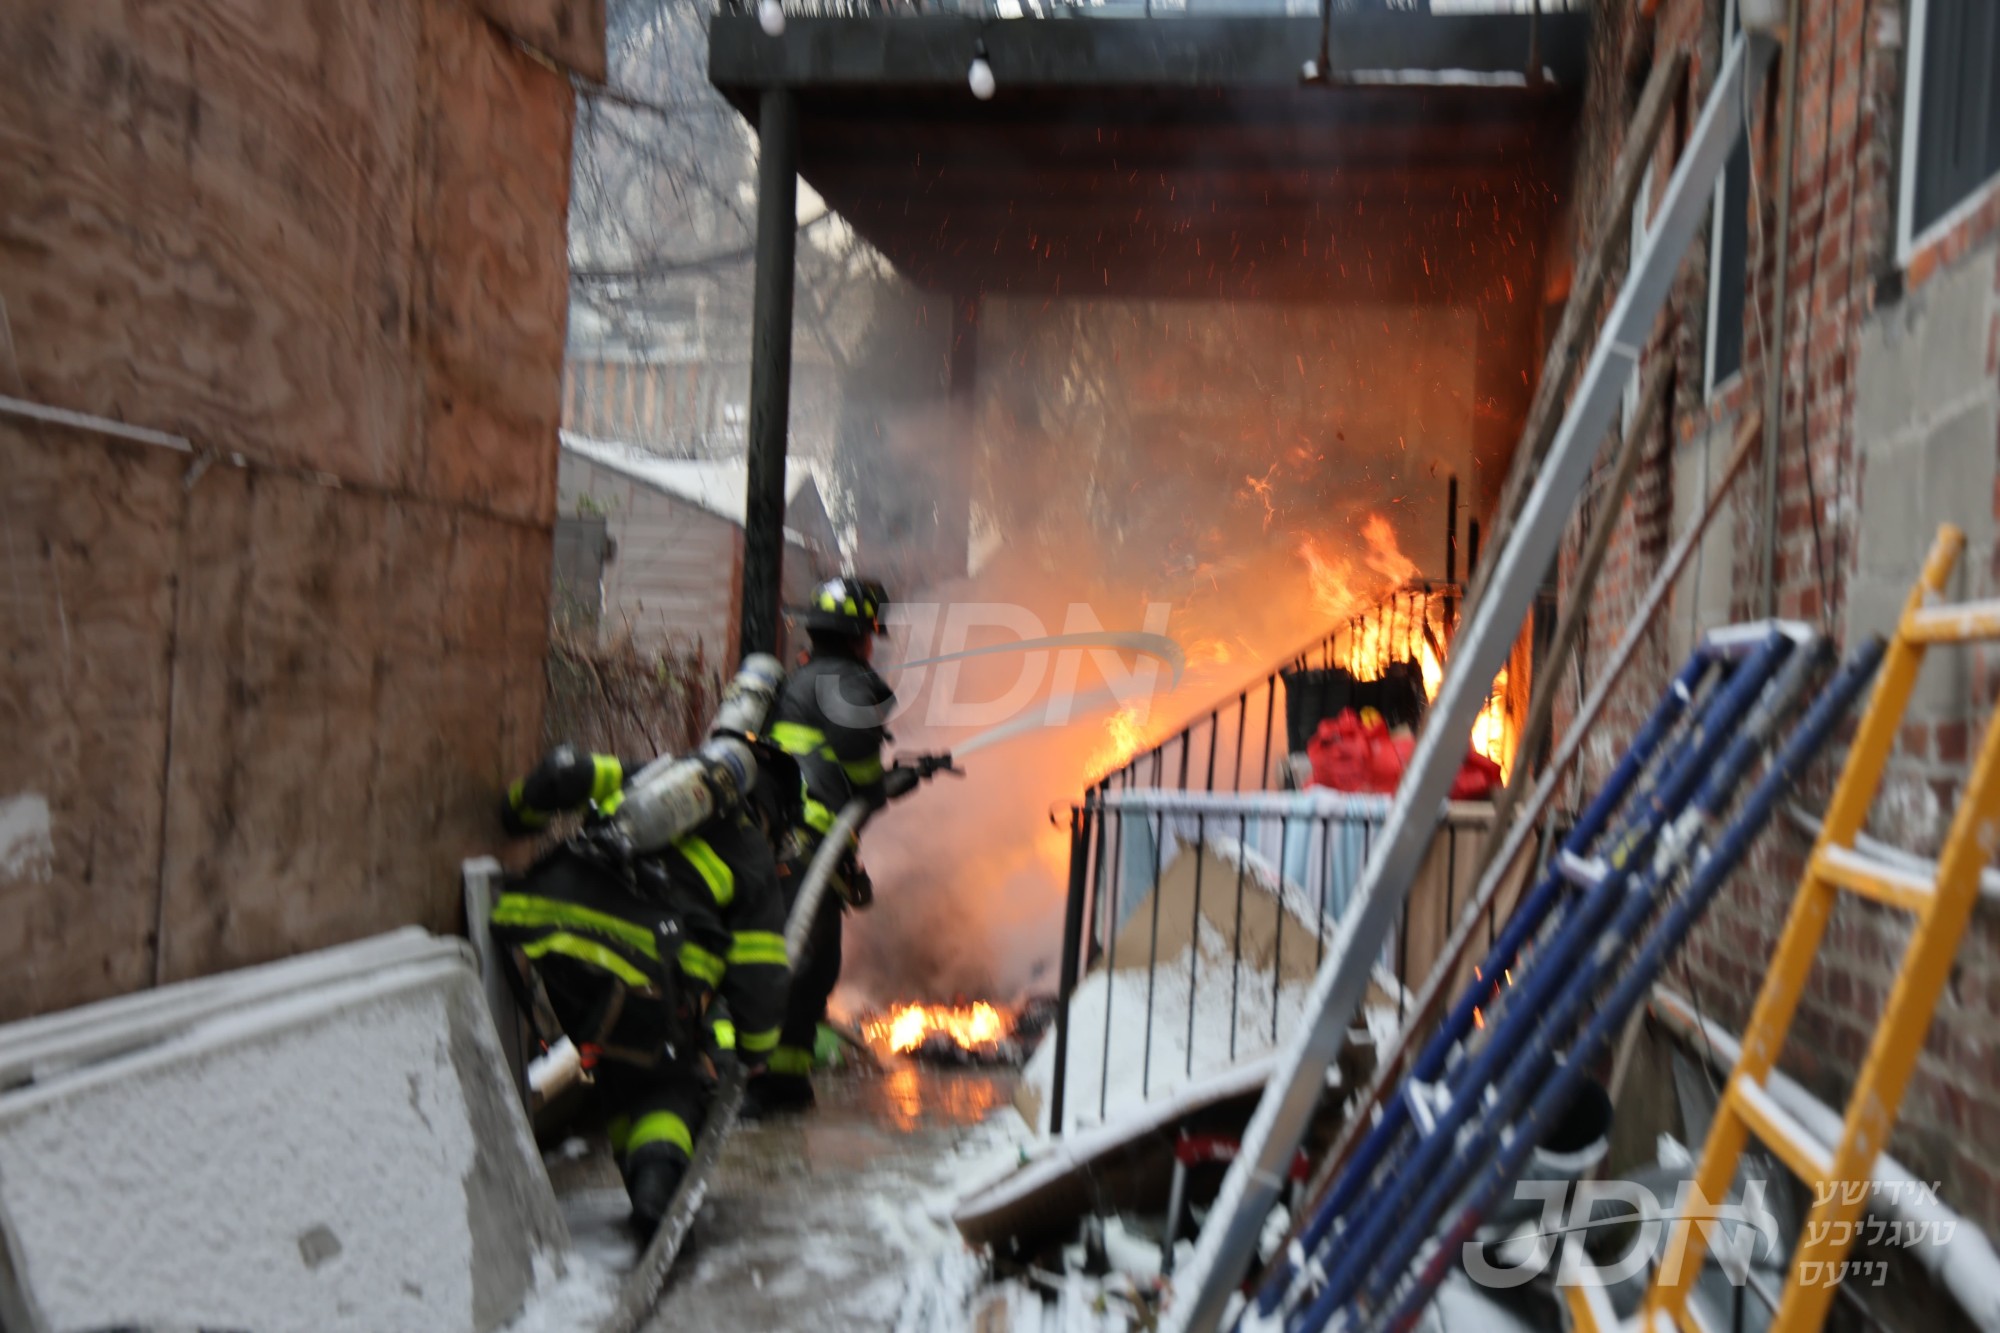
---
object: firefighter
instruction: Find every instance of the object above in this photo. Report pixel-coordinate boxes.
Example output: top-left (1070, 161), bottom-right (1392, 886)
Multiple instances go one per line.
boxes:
top-left (756, 576), bottom-right (934, 1111)
top-left (491, 733), bottom-right (795, 1236)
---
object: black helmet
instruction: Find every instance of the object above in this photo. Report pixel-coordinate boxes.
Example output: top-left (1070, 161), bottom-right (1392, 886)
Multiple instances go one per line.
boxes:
top-left (803, 576), bottom-right (889, 636)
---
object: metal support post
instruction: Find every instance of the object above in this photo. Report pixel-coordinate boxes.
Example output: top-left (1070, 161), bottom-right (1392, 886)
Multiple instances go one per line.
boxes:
top-left (739, 87), bottom-right (799, 661)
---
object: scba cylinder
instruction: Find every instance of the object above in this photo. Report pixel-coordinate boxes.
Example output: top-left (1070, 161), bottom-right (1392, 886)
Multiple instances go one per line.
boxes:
top-left (607, 654), bottom-right (785, 856)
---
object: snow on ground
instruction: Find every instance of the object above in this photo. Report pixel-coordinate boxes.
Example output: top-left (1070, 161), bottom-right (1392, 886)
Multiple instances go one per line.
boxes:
top-left (1020, 916), bottom-right (1314, 1136)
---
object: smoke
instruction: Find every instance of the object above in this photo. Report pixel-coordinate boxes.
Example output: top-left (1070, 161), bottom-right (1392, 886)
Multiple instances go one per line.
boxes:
top-left (834, 296), bottom-right (1496, 1009)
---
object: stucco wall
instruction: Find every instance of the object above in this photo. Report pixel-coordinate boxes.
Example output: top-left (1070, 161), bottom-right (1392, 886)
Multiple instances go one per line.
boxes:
top-left (0, 0), bottom-right (597, 1019)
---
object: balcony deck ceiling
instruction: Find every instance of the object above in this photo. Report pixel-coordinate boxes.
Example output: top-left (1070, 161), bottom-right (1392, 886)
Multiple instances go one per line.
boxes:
top-left (709, 13), bottom-right (1588, 302)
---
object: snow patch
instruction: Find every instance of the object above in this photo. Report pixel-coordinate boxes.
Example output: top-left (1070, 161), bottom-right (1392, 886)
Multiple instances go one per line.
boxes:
top-left (1021, 917), bottom-right (1315, 1136)
top-left (0, 791), bottom-right (52, 882)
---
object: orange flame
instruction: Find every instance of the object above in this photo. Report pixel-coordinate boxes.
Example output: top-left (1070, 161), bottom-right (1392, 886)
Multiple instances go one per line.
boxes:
top-left (1471, 668), bottom-right (1511, 779)
top-left (1088, 703), bottom-right (1151, 776)
top-left (864, 1001), bottom-right (1008, 1055)
top-left (1360, 513), bottom-right (1419, 585)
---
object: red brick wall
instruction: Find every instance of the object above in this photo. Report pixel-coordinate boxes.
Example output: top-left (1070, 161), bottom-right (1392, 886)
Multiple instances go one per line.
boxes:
top-left (1552, 0), bottom-right (2000, 1294)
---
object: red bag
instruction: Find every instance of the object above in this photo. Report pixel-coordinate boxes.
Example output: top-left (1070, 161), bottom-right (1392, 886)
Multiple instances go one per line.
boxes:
top-left (1307, 708), bottom-right (1505, 800)
top-left (1451, 747), bottom-right (1503, 800)
top-left (1307, 713), bottom-right (1375, 792)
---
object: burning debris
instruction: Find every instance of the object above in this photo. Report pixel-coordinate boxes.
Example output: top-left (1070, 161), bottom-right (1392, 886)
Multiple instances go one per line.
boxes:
top-left (863, 1001), bottom-right (1025, 1067)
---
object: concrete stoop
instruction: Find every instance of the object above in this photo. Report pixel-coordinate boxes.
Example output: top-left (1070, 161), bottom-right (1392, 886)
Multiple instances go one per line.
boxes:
top-left (0, 930), bottom-right (568, 1333)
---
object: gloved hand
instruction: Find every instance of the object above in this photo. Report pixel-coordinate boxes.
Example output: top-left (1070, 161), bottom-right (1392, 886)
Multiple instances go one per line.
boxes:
top-left (882, 765), bottom-right (922, 801)
top-left (836, 857), bottom-right (874, 910)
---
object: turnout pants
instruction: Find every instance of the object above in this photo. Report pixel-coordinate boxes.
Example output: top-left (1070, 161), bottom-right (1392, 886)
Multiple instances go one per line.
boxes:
top-left (534, 948), bottom-right (710, 1177)
top-left (772, 851), bottom-right (843, 1078)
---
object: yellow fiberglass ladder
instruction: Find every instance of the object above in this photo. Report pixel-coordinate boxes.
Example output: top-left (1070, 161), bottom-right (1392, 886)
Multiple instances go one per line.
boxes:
top-left (1645, 523), bottom-right (2000, 1332)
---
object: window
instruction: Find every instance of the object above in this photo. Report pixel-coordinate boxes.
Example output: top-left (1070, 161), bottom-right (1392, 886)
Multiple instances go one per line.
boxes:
top-left (1705, 0), bottom-right (1750, 396)
top-left (1899, 0), bottom-right (2000, 259)
top-left (1624, 161), bottom-right (1656, 432)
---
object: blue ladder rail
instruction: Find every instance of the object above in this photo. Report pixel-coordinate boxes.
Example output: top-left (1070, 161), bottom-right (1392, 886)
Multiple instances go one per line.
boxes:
top-left (1264, 626), bottom-right (1797, 1328)
top-left (1282, 634), bottom-right (1882, 1333)
top-left (1254, 646), bottom-right (1714, 1315)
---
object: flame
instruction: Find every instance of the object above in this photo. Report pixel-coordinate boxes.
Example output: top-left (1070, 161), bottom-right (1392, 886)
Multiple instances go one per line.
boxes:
top-left (1360, 513), bottom-right (1419, 585)
top-left (1300, 536), bottom-right (1362, 622)
top-left (1471, 668), bottom-right (1511, 780)
top-left (1088, 703), bottom-right (1151, 776)
top-left (865, 1001), bottom-right (1008, 1055)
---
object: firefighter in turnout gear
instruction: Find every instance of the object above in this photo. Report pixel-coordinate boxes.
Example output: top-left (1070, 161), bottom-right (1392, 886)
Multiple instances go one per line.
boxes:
top-left (756, 576), bottom-right (936, 1112)
top-left (491, 724), bottom-right (796, 1236)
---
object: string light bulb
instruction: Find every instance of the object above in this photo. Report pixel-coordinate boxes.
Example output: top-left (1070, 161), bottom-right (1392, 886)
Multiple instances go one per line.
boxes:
top-left (758, 0), bottom-right (785, 36)
top-left (968, 41), bottom-right (995, 100)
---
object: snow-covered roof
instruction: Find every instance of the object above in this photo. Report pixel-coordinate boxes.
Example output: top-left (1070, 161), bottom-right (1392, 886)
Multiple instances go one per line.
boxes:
top-left (561, 432), bottom-right (823, 527)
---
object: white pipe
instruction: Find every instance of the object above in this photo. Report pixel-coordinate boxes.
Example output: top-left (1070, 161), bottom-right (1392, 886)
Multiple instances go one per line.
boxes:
top-left (1650, 985), bottom-right (2000, 1331)
top-left (0, 391), bottom-right (193, 453)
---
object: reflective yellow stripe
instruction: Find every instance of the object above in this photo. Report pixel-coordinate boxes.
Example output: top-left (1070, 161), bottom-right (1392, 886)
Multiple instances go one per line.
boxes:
top-left (803, 797), bottom-right (835, 833)
top-left (597, 788), bottom-right (624, 816)
top-left (522, 933), bottom-right (652, 988)
top-left (843, 596), bottom-right (858, 615)
top-left (841, 753), bottom-right (885, 785)
top-left (739, 1026), bottom-right (781, 1054)
top-left (506, 779), bottom-right (549, 827)
top-left (676, 836), bottom-right (734, 907)
top-left (728, 931), bottom-right (789, 968)
top-left (818, 591), bottom-right (837, 611)
top-left (769, 721), bottom-right (825, 758)
top-left (710, 1019), bottom-right (737, 1051)
top-left (626, 1110), bottom-right (693, 1158)
top-left (494, 895), bottom-right (660, 959)
top-left (678, 941), bottom-right (725, 987)
top-left (589, 754), bottom-right (624, 805)
top-left (768, 1046), bottom-right (814, 1075)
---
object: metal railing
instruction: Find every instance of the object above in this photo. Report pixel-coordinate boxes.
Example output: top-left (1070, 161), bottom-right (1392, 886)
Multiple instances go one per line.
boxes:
top-left (1048, 788), bottom-right (1535, 1136)
top-left (1084, 579), bottom-right (1463, 799)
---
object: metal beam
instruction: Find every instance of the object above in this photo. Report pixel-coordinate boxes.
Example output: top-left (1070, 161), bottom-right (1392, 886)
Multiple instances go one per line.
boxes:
top-left (711, 14), bottom-right (1589, 92)
top-left (1162, 32), bottom-right (1779, 1333)
top-left (739, 87), bottom-right (798, 662)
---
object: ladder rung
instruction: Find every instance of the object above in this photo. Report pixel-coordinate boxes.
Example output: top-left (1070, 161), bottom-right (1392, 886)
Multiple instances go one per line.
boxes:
top-left (1557, 850), bottom-right (1608, 890)
top-left (1728, 1074), bottom-right (1834, 1182)
top-left (1905, 598), bottom-right (2000, 643)
top-left (1813, 844), bottom-right (1936, 912)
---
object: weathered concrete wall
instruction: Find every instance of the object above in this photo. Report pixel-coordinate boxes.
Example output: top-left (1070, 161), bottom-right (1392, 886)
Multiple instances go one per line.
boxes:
top-left (0, 0), bottom-right (596, 1018)
top-left (1551, 0), bottom-right (2000, 1308)
top-left (0, 934), bottom-right (567, 1333)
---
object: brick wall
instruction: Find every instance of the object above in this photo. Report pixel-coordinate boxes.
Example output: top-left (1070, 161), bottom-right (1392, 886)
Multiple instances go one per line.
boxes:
top-left (1552, 0), bottom-right (2000, 1312)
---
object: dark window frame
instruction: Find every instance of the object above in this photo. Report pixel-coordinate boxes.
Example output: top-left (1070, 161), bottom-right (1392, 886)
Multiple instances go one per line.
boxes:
top-left (1705, 0), bottom-right (1750, 398)
top-left (1899, 0), bottom-right (2000, 261)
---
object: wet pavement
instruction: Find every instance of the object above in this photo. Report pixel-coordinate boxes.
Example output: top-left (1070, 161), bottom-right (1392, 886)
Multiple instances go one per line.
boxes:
top-left (550, 1064), bottom-right (1025, 1332)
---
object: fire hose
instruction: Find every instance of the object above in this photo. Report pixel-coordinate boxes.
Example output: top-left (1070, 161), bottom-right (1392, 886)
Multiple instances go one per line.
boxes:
top-left (782, 798), bottom-right (871, 962)
top-left (782, 752), bottom-right (960, 957)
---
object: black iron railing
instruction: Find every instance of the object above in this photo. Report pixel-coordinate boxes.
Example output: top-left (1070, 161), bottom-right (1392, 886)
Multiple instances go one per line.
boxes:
top-left (1084, 578), bottom-right (1463, 799)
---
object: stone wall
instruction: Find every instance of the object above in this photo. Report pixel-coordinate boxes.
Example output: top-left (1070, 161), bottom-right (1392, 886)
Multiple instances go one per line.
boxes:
top-left (1551, 0), bottom-right (2000, 1312)
top-left (0, 0), bottom-right (599, 1019)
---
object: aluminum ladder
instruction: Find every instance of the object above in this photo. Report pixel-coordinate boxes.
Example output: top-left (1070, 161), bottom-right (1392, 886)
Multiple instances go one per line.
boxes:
top-left (1644, 524), bottom-right (2000, 1332)
top-left (1163, 26), bottom-right (1785, 1326)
